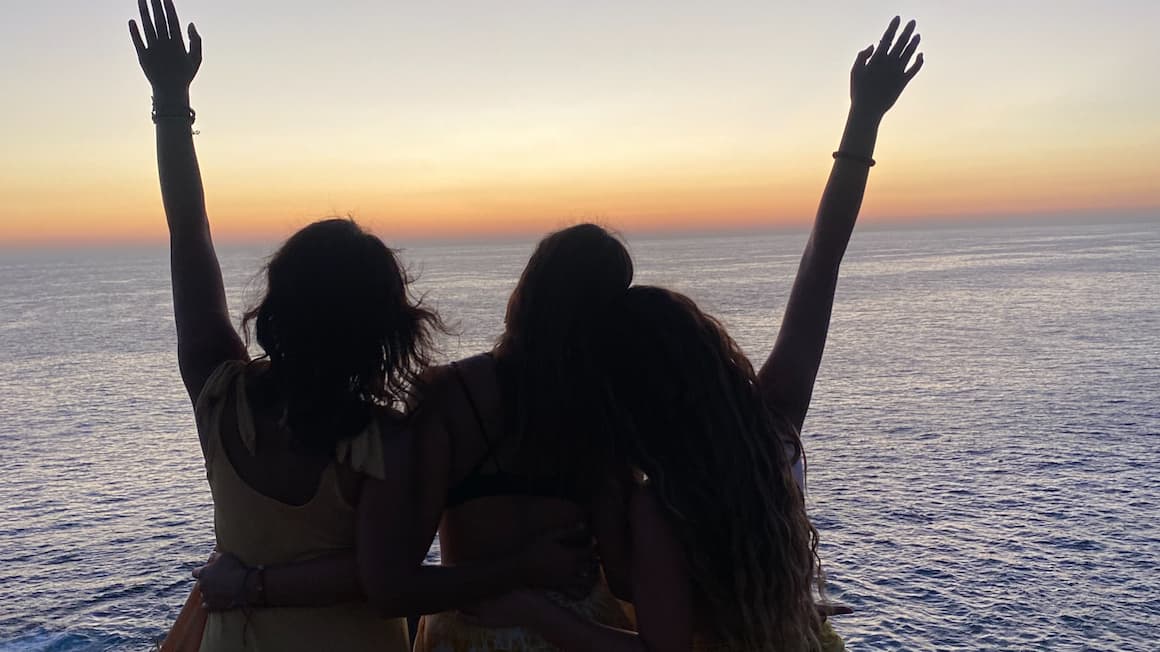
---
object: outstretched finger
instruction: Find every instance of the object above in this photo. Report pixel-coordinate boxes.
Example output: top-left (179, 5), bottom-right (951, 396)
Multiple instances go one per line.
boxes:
top-left (899, 34), bottom-right (921, 67)
top-left (904, 53), bottom-right (925, 82)
top-left (164, 0), bottom-right (185, 50)
top-left (873, 16), bottom-right (901, 61)
top-left (129, 21), bottom-right (147, 59)
top-left (189, 24), bottom-right (203, 72)
top-left (889, 20), bottom-right (916, 59)
top-left (151, 0), bottom-right (168, 40)
top-left (137, 0), bottom-right (157, 45)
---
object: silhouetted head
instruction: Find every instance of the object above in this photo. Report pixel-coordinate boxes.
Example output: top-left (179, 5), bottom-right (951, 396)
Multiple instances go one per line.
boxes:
top-left (242, 218), bottom-right (441, 452)
top-left (496, 223), bottom-right (633, 482)
top-left (582, 286), bottom-right (823, 650)
top-left (500, 223), bottom-right (633, 356)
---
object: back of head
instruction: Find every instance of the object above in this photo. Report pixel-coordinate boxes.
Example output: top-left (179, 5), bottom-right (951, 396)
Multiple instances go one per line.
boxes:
top-left (497, 223), bottom-right (633, 482)
top-left (501, 223), bottom-right (633, 356)
top-left (582, 286), bottom-right (822, 650)
top-left (243, 218), bottom-right (441, 452)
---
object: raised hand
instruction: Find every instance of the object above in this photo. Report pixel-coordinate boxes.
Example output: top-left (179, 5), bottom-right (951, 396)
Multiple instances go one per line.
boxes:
top-left (850, 17), bottom-right (924, 118)
top-left (129, 0), bottom-right (202, 99)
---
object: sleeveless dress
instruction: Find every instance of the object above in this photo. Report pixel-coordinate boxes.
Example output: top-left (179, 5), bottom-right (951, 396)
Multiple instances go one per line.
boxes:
top-left (194, 360), bottom-right (409, 652)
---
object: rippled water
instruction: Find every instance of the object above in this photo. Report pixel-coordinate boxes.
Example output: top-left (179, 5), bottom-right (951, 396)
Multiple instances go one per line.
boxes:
top-left (1, 219), bottom-right (1158, 650)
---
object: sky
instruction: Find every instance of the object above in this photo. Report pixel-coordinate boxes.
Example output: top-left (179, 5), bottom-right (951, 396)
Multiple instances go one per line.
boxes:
top-left (0, 1), bottom-right (1158, 244)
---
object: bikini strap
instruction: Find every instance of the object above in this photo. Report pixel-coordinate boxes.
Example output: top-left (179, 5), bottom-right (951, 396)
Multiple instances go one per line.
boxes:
top-left (450, 360), bottom-right (503, 474)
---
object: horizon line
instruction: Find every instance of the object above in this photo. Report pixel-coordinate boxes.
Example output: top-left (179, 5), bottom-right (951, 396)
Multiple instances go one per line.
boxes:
top-left (2, 207), bottom-right (1157, 251)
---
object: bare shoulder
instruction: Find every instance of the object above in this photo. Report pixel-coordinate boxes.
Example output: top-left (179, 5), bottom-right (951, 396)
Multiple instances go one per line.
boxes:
top-left (415, 363), bottom-right (455, 401)
top-left (455, 352), bottom-right (500, 385)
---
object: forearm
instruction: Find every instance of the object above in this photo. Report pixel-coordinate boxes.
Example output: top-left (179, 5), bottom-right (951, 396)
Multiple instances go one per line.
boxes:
top-left (154, 90), bottom-right (209, 240)
top-left (812, 106), bottom-right (880, 257)
top-left (257, 553), bottom-right (364, 607)
top-left (365, 554), bottom-right (530, 618)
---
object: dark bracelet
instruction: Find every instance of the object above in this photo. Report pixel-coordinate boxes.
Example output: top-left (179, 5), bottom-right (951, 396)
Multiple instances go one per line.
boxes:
top-left (833, 151), bottom-right (876, 167)
top-left (239, 566), bottom-right (254, 608)
top-left (151, 102), bottom-right (196, 125)
top-left (253, 565), bottom-right (267, 607)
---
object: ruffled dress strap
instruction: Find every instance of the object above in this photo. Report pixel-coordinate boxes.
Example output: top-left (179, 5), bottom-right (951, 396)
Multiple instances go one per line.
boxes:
top-left (193, 359), bottom-right (250, 466)
top-left (335, 418), bottom-right (388, 481)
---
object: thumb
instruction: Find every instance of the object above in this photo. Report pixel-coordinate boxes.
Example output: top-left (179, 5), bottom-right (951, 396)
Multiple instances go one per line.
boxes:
top-left (855, 45), bottom-right (874, 67)
top-left (188, 23), bottom-right (203, 71)
top-left (192, 566), bottom-right (203, 579)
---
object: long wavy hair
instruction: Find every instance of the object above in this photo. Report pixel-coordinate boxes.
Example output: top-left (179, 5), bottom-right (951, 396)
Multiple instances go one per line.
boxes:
top-left (495, 223), bottom-right (634, 490)
top-left (582, 286), bottom-right (824, 651)
top-left (242, 218), bottom-right (443, 453)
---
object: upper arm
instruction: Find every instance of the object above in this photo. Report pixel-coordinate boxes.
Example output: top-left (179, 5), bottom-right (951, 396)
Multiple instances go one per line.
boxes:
top-left (629, 488), bottom-right (694, 652)
top-left (171, 231), bottom-right (246, 404)
top-left (357, 409), bottom-right (451, 605)
top-left (591, 472), bottom-right (634, 601)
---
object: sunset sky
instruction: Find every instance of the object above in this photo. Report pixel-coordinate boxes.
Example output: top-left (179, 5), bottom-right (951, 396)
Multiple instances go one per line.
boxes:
top-left (1, 1), bottom-right (1157, 244)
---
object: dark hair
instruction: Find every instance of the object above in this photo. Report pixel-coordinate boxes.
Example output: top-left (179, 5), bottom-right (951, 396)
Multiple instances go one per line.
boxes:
top-left (242, 218), bottom-right (442, 453)
top-left (496, 223), bottom-right (634, 487)
top-left (582, 286), bottom-right (823, 651)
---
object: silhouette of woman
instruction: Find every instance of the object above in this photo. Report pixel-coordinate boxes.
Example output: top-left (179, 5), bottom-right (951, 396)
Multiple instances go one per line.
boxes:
top-left (131, 2), bottom-right (592, 649)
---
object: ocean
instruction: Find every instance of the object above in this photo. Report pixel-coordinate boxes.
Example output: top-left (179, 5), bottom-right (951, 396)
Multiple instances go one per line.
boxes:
top-left (1, 218), bottom-right (1157, 650)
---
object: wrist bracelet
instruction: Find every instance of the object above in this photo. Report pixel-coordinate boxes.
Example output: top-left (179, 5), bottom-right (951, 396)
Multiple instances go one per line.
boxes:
top-left (832, 151), bottom-right (876, 167)
top-left (239, 566), bottom-right (254, 608)
top-left (254, 565), bottom-right (267, 607)
top-left (151, 101), bottom-right (196, 125)
top-left (152, 108), bottom-right (196, 124)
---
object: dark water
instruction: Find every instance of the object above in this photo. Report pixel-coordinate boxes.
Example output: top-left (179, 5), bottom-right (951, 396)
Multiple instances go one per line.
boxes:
top-left (1, 219), bottom-right (1158, 650)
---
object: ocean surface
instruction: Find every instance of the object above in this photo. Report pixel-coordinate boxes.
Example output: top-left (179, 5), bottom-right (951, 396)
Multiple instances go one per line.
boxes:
top-left (1, 218), bottom-right (1158, 650)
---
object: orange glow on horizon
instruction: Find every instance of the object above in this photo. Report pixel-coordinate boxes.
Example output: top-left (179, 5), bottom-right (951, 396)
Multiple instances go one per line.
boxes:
top-left (2, 2), bottom-right (1158, 246)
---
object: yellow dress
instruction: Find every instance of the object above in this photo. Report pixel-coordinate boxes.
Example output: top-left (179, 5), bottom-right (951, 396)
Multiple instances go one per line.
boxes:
top-left (194, 361), bottom-right (409, 652)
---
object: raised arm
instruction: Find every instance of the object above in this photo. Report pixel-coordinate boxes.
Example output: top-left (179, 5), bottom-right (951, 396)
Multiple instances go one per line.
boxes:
top-left (758, 17), bottom-right (924, 431)
top-left (130, 0), bottom-right (245, 408)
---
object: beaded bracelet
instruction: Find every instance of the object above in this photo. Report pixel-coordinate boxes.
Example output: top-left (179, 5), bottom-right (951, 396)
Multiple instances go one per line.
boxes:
top-left (833, 151), bottom-right (876, 167)
top-left (151, 106), bottom-right (197, 125)
top-left (253, 565), bottom-right (267, 607)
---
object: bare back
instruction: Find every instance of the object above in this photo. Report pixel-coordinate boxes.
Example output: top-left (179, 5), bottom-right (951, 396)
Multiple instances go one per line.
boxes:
top-left (431, 354), bottom-right (588, 565)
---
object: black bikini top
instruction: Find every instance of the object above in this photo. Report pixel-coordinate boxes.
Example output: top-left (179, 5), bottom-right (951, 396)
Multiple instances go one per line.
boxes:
top-left (443, 359), bottom-right (579, 508)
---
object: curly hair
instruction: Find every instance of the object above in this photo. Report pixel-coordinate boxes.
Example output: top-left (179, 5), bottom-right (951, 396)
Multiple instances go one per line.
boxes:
top-left (582, 286), bottom-right (824, 651)
top-left (242, 218), bottom-right (443, 453)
